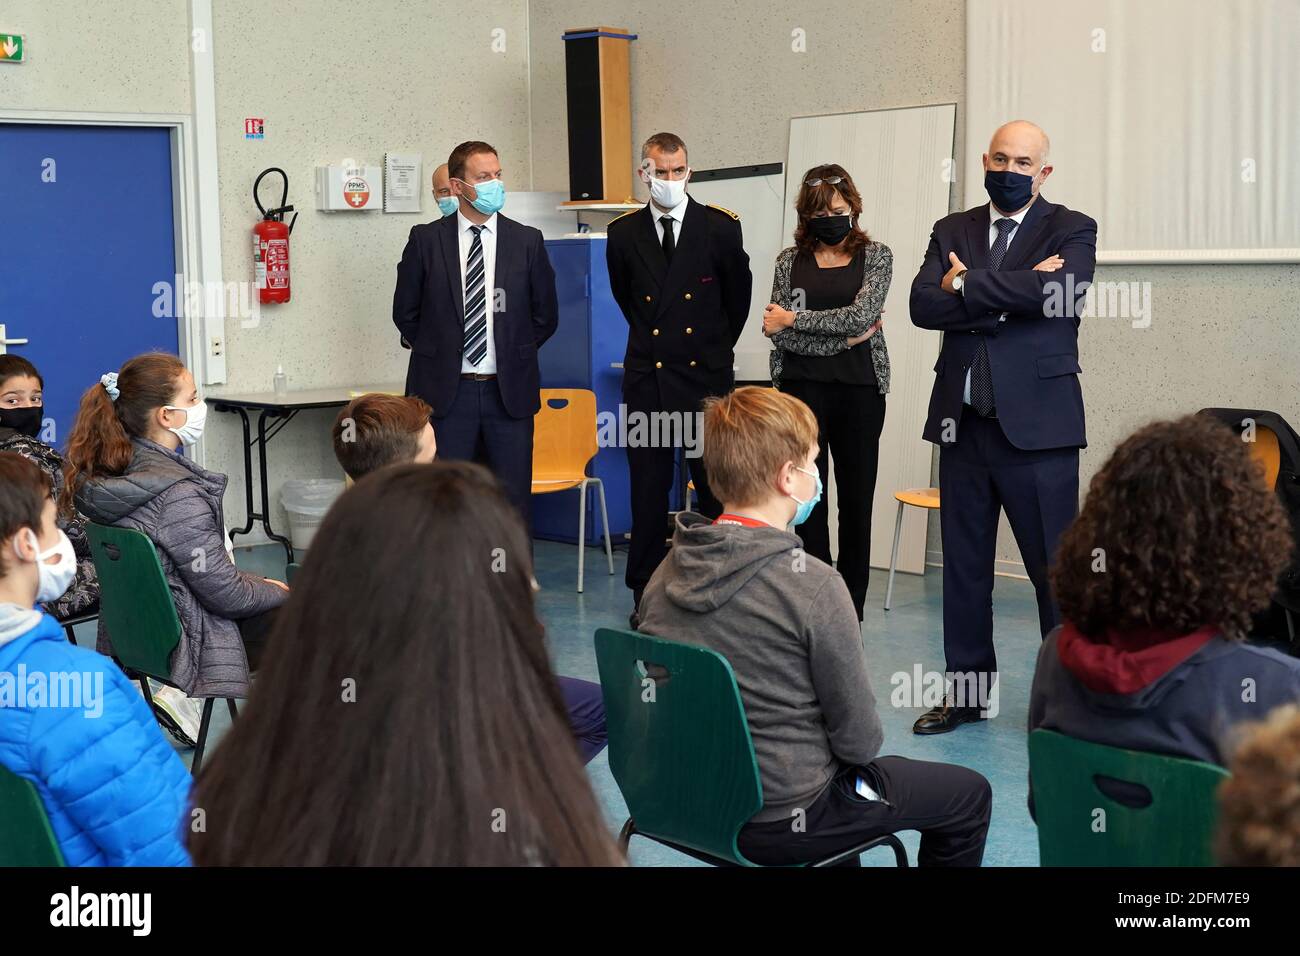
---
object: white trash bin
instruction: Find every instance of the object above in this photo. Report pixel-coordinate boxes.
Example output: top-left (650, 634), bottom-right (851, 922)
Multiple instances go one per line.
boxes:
top-left (280, 479), bottom-right (345, 551)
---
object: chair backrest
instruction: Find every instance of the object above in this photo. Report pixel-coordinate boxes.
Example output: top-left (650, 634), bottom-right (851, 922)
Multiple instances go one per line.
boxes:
top-left (1249, 424), bottom-right (1282, 490)
top-left (533, 389), bottom-right (599, 482)
top-left (85, 523), bottom-right (182, 681)
top-left (594, 627), bottom-right (763, 864)
top-left (1029, 729), bottom-right (1229, 866)
top-left (0, 765), bottom-right (65, 866)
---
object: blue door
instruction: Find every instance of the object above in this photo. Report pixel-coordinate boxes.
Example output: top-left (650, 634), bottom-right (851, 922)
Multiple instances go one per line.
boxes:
top-left (0, 123), bottom-right (180, 448)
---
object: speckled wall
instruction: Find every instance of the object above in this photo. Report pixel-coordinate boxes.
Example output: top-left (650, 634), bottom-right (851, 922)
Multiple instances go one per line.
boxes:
top-left (204, 0), bottom-right (532, 541)
top-left (530, 0), bottom-right (1300, 575)
top-left (2, 1), bottom-right (192, 114)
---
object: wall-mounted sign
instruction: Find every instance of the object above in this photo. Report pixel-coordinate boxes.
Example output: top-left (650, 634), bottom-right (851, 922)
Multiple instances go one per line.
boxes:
top-left (0, 33), bottom-right (24, 63)
top-left (244, 118), bottom-right (265, 140)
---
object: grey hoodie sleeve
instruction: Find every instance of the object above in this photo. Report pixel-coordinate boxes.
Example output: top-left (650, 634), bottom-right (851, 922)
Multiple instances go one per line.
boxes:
top-left (153, 482), bottom-right (286, 619)
top-left (804, 574), bottom-right (884, 767)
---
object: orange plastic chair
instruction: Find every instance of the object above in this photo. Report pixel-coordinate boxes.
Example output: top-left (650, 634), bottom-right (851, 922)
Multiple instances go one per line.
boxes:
top-left (532, 389), bottom-right (614, 592)
top-left (1247, 425), bottom-right (1282, 490)
top-left (884, 487), bottom-right (940, 610)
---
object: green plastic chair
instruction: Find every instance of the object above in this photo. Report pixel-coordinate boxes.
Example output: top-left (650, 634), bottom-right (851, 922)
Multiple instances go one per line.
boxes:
top-left (0, 764), bottom-right (65, 866)
top-left (85, 523), bottom-right (239, 775)
top-left (594, 627), bottom-right (907, 867)
top-left (1029, 729), bottom-right (1230, 866)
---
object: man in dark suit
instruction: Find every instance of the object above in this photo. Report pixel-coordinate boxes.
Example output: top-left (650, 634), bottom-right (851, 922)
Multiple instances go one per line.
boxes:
top-left (605, 132), bottom-right (752, 623)
top-left (909, 120), bottom-right (1097, 734)
top-left (393, 140), bottom-right (558, 533)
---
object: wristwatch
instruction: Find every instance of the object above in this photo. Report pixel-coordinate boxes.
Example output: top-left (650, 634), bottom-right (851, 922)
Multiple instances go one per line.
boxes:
top-left (951, 269), bottom-right (968, 294)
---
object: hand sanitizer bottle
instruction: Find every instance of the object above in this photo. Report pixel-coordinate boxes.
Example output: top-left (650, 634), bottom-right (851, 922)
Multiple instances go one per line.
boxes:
top-left (273, 365), bottom-right (288, 397)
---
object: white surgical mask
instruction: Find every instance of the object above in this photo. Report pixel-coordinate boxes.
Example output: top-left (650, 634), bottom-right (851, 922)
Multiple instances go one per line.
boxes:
top-left (164, 399), bottom-right (208, 446)
top-left (646, 170), bottom-right (689, 209)
top-left (16, 529), bottom-right (77, 605)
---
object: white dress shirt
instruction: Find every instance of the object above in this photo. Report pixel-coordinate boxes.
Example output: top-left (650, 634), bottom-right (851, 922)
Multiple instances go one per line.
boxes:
top-left (651, 193), bottom-right (689, 247)
top-left (962, 201), bottom-right (1033, 404)
top-left (457, 209), bottom-right (498, 375)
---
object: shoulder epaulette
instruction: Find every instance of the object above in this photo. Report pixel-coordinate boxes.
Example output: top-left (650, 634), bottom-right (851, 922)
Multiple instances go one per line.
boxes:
top-left (706, 203), bottom-right (741, 221)
top-left (608, 208), bottom-right (640, 225)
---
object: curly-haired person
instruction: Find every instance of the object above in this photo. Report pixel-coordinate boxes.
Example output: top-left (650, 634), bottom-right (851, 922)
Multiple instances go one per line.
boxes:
top-left (1028, 414), bottom-right (1300, 815)
top-left (1216, 704), bottom-right (1300, 866)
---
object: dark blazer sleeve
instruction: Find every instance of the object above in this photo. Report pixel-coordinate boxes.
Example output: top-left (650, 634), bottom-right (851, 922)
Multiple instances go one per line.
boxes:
top-left (605, 227), bottom-right (633, 321)
top-left (909, 226), bottom-right (1003, 335)
top-left (719, 218), bottom-right (753, 345)
top-left (529, 229), bottom-right (559, 348)
top-left (393, 225), bottom-right (425, 344)
top-left (962, 214), bottom-right (1098, 319)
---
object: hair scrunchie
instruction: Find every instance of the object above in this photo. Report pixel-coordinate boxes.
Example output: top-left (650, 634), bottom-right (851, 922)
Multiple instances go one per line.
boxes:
top-left (100, 372), bottom-right (121, 402)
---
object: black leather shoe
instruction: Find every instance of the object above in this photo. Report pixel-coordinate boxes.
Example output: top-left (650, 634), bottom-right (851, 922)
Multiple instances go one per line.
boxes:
top-left (913, 703), bottom-right (985, 735)
top-left (629, 609), bottom-right (640, 631)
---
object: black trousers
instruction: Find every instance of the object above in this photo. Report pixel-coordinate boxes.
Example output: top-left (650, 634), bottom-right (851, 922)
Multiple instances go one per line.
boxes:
top-left (781, 380), bottom-right (886, 620)
top-left (237, 607), bottom-right (280, 674)
top-left (737, 756), bottom-right (992, 867)
top-left (625, 442), bottom-right (721, 597)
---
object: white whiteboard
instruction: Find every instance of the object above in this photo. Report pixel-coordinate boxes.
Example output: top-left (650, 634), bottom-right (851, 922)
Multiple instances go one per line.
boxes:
top-left (787, 104), bottom-right (956, 576)
top-left (687, 165), bottom-right (787, 382)
top-left (968, 0), bottom-right (1300, 263)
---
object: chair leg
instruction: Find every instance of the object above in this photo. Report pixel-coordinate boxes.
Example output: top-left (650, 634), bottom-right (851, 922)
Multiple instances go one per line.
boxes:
top-left (1286, 607), bottom-right (1296, 644)
top-left (226, 698), bottom-right (239, 721)
top-left (191, 698), bottom-right (215, 776)
top-left (618, 818), bottom-right (636, 854)
top-left (63, 622), bottom-right (77, 644)
top-left (884, 500), bottom-right (905, 611)
top-left (577, 480), bottom-right (589, 593)
top-left (593, 478), bottom-right (614, 575)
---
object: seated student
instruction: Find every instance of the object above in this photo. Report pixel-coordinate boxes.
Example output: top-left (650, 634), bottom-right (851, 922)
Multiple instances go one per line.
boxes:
top-left (1216, 704), bottom-right (1300, 866)
top-left (1030, 414), bottom-right (1300, 809)
top-left (63, 353), bottom-right (289, 745)
top-left (188, 461), bottom-right (624, 865)
top-left (0, 355), bottom-right (99, 621)
top-left (637, 386), bottom-right (992, 866)
top-left (0, 453), bottom-right (191, 866)
top-left (331, 393), bottom-right (607, 764)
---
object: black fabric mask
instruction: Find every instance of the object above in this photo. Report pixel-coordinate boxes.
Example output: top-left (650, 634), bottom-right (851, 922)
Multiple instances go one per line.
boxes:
top-left (808, 215), bottom-right (853, 246)
top-left (0, 405), bottom-right (43, 439)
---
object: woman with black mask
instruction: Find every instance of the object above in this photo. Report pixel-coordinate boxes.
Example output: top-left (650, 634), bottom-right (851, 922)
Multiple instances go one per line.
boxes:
top-left (762, 164), bottom-right (893, 620)
top-left (0, 355), bottom-right (98, 620)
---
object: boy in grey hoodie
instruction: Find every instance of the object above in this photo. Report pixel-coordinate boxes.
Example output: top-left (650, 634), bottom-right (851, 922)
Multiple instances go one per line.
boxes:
top-left (638, 386), bottom-right (991, 865)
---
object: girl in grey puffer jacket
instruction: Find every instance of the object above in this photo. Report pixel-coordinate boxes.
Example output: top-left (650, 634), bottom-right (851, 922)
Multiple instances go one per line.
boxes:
top-left (65, 353), bottom-right (287, 698)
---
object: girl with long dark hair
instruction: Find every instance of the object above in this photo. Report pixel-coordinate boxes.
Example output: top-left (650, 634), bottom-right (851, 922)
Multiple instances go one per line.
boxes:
top-left (188, 461), bottom-right (624, 866)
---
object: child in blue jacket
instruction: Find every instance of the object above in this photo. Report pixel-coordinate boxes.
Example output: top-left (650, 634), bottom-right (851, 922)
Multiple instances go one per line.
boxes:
top-left (0, 451), bottom-right (191, 866)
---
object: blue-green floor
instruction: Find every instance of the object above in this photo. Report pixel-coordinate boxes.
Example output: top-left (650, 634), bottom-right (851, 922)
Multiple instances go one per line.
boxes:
top-left (70, 538), bottom-right (1045, 866)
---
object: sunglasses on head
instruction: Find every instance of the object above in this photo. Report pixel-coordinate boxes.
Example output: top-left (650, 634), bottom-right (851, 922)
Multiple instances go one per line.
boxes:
top-left (805, 175), bottom-right (844, 187)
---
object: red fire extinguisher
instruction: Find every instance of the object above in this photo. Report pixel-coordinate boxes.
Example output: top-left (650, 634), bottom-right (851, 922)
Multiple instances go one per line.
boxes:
top-left (253, 167), bottom-right (298, 305)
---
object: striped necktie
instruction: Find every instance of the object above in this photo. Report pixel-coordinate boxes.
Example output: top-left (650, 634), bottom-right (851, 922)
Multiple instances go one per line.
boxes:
top-left (463, 224), bottom-right (488, 367)
top-left (968, 217), bottom-right (1017, 417)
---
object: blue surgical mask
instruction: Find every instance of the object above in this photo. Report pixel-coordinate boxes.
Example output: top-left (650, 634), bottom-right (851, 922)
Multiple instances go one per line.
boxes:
top-left (789, 465), bottom-right (823, 527)
top-left (464, 178), bottom-right (505, 216)
top-left (436, 196), bottom-right (459, 217)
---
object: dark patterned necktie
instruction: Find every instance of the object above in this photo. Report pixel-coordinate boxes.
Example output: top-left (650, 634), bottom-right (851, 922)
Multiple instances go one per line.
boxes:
top-left (660, 216), bottom-right (675, 261)
top-left (968, 217), bottom-right (1018, 417)
top-left (462, 225), bottom-right (488, 367)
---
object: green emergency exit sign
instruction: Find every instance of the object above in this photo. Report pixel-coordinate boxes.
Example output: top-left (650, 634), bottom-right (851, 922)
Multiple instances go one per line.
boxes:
top-left (0, 34), bottom-right (24, 64)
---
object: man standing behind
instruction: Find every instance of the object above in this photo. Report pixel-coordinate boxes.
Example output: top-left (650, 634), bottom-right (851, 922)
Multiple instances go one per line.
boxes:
top-left (605, 132), bottom-right (752, 625)
top-left (909, 120), bottom-right (1097, 735)
top-left (393, 140), bottom-right (558, 534)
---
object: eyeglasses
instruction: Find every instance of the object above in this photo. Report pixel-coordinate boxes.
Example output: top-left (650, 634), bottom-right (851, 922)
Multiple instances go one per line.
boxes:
top-left (805, 175), bottom-right (844, 187)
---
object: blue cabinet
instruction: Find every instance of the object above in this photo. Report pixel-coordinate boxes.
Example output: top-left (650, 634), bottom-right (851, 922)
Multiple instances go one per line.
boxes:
top-left (532, 238), bottom-right (632, 544)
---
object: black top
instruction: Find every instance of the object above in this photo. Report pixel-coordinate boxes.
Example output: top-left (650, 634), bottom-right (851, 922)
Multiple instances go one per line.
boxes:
top-left (781, 249), bottom-right (876, 386)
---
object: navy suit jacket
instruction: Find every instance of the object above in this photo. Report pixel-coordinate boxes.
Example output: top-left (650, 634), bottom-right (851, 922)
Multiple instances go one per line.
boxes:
top-left (909, 195), bottom-right (1097, 451)
top-left (392, 212), bottom-right (558, 420)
